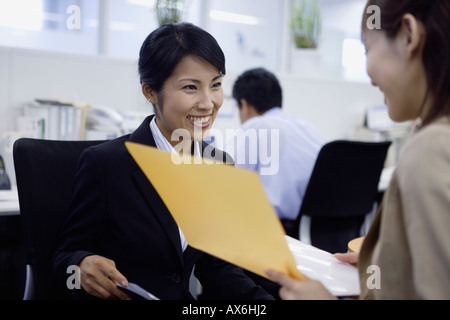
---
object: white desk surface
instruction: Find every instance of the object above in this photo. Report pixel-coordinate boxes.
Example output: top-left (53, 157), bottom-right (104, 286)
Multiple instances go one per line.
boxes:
top-left (0, 188), bottom-right (20, 216)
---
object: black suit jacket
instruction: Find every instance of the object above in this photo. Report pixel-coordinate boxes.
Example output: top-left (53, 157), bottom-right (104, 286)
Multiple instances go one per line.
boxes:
top-left (53, 115), bottom-right (272, 300)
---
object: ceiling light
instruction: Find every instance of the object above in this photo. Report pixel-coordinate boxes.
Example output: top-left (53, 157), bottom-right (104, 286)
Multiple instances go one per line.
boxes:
top-left (209, 10), bottom-right (260, 25)
top-left (127, 0), bottom-right (156, 7)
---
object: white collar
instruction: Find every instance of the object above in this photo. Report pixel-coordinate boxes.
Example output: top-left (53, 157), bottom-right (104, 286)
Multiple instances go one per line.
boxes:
top-left (149, 116), bottom-right (202, 158)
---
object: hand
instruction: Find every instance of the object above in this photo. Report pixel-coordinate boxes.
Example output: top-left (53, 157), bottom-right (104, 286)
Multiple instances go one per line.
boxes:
top-left (264, 269), bottom-right (337, 300)
top-left (333, 252), bottom-right (359, 267)
top-left (79, 255), bottom-right (131, 300)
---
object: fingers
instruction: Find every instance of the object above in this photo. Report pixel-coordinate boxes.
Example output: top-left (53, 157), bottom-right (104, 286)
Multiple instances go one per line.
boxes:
top-left (265, 268), bottom-right (301, 288)
top-left (265, 268), bottom-right (306, 300)
top-left (265, 268), bottom-right (337, 300)
top-left (333, 252), bottom-right (359, 266)
top-left (79, 255), bottom-right (131, 300)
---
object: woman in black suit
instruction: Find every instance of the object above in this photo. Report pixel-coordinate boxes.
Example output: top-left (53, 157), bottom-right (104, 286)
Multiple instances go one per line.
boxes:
top-left (53, 22), bottom-right (273, 300)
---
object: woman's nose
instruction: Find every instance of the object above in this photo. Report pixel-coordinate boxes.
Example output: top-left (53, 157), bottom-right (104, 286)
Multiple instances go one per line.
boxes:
top-left (197, 91), bottom-right (214, 110)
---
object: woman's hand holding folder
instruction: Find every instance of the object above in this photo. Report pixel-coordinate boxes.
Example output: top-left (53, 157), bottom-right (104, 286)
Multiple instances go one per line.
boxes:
top-left (79, 255), bottom-right (131, 300)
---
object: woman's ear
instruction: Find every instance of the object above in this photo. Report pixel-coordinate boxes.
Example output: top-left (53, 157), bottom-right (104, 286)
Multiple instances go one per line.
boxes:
top-left (400, 13), bottom-right (426, 59)
top-left (240, 98), bottom-right (249, 114)
top-left (142, 83), bottom-right (157, 104)
top-left (238, 98), bottom-right (251, 123)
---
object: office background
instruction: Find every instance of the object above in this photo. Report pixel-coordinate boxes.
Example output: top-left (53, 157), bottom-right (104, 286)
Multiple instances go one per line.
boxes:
top-left (0, 0), bottom-right (406, 299)
top-left (0, 1), bottom-right (397, 141)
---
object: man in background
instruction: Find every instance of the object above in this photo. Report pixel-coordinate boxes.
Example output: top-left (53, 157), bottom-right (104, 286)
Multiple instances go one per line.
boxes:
top-left (227, 67), bottom-right (324, 237)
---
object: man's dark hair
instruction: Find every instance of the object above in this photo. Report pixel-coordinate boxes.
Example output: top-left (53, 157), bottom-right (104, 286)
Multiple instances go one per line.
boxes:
top-left (232, 67), bottom-right (282, 114)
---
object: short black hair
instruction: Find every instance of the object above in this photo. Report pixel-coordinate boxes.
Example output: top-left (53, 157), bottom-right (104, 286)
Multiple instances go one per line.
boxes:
top-left (232, 67), bottom-right (282, 113)
top-left (138, 22), bottom-right (226, 93)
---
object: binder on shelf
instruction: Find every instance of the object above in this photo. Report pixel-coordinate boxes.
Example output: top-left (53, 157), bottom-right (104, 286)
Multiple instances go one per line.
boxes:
top-left (22, 99), bottom-right (88, 140)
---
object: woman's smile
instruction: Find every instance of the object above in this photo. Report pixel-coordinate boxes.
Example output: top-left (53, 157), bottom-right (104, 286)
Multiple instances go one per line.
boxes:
top-left (187, 114), bottom-right (212, 128)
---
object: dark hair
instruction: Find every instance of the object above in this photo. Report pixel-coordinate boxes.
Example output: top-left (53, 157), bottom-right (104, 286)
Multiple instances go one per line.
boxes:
top-left (232, 68), bottom-right (282, 114)
top-left (362, 0), bottom-right (450, 125)
top-left (138, 22), bottom-right (226, 93)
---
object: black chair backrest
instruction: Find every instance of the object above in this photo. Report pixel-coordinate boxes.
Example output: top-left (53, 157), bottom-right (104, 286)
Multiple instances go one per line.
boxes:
top-left (300, 140), bottom-right (391, 218)
top-left (13, 138), bottom-right (107, 299)
top-left (297, 140), bottom-right (391, 252)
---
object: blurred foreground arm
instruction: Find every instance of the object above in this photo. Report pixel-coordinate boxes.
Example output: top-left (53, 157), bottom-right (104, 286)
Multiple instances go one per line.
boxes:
top-left (264, 269), bottom-right (337, 300)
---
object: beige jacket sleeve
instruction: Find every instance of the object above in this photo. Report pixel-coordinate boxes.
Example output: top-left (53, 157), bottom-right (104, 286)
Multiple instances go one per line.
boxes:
top-left (397, 121), bottom-right (450, 299)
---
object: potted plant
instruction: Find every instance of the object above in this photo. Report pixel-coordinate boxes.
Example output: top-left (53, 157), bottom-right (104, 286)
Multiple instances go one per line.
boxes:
top-left (289, 0), bottom-right (322, 49)
top-left (155, 0), bottom-right (189, 26)
top-left (289, 0), bottom-right (322, 76)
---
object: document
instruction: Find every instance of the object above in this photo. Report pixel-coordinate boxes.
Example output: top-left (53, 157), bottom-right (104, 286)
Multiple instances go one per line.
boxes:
top-left (117, 282), bottom-right (160, 300)
top-left (126, 142), bottom-right (360, 296)
top-left (285, 236), bottom-right (360, 296)
top-left (125, 141), bottom-right (303, 281)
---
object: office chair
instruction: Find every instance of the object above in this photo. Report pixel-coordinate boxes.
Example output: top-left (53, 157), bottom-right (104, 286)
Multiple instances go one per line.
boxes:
top-left (295, 140), bottom-right (391, 253)
top-left (13, 138), bottom-right (107, 299)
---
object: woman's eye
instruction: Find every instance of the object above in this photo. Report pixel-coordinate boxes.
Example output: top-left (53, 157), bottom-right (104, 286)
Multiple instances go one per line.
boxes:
top-left (212, 82), bottom-right (222, 89)
top-left (183, 85), bottom-right (197, 91)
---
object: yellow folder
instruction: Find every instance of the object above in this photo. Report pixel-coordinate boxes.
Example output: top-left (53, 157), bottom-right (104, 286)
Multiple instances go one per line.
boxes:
top-left (125, 141), bottom-right (303, 281)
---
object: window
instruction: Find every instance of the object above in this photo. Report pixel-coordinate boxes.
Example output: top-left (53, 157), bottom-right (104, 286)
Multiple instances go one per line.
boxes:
top-left (342, 37), bottom-right (369, 82)
top-left (0, 0), bottom-right (371, 80)
top-left (0, 0), bottom-right (99, 55)
top-left (207, 0), bottom-right (284, 72)
top-left (108, 0), bottom-right (158, 59)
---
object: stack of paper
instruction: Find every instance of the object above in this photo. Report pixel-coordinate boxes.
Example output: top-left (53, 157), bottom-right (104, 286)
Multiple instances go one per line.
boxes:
top-left (285, 236), bottom-right (360, 296)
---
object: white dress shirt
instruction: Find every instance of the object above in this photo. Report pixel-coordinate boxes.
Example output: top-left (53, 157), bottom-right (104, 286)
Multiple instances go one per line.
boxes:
top-left (150, 116), bottom-right (201, 251)
top-left (226, 108), bottom-right (324, 220)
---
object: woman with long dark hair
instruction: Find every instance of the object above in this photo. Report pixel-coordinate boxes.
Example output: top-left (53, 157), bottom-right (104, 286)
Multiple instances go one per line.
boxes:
top-left (266, 0), bottom-right (450, 300)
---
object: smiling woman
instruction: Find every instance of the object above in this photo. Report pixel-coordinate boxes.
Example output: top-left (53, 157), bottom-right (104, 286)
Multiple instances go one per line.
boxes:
top-left (138, 23), bottom-right (226, 144)
top-left (143, 54), bottom-right (224, 144)
top-left (138, 23), bottom-right (226, 95)
top-left (53, 22), bottom-right (275, 301)
top-left (265, 0), bottom-right (450, 300)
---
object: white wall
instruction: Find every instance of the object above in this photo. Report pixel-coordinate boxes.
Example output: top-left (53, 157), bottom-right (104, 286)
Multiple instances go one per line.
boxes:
top-left (279, 73), bottom-right (383, 141)
top-left (0, 46), bottom-right (147, 184)
top-left (0, 45), bottom-right (383, 141)
top-left (216, 70), bottom-right (383, 142)
top-left (320, 0), bottom-right (367, 35)
top-left (0, 45), bottom-right (385, 185)
top-left (0, 48), bottom-right (12, 134)
top-left (0, 46), bottom-right (147, 131)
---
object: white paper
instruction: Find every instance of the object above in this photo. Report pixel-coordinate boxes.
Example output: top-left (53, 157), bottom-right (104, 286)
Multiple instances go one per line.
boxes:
top-left (117, 282), bottom-right (160, 300)
top-left (285, 236), bottom-right (361, 297)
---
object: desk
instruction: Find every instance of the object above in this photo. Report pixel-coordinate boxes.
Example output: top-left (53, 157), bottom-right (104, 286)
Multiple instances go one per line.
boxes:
top-left (0, 189), bottom-right (20, 216)
top-left (0, 189), bottom-right (23, 300)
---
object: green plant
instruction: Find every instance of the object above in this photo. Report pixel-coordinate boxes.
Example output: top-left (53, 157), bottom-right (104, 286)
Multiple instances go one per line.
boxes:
top-left (155, 0), bottom-right (189, 26)
top-left (289, 0), bottom-right (322, 49)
